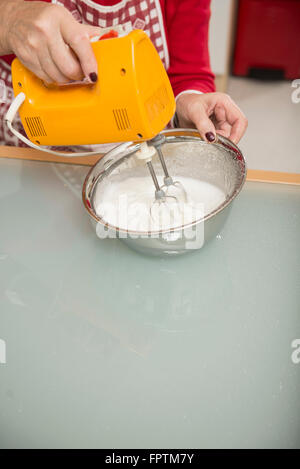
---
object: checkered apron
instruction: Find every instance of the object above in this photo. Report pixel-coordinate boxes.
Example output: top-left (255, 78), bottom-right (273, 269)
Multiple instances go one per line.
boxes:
top-left (0, 0), bottom-right (169, 148)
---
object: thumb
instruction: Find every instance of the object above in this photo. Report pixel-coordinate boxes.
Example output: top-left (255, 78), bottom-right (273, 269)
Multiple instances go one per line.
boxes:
top-left (194, 114), bottom-right (217, 143)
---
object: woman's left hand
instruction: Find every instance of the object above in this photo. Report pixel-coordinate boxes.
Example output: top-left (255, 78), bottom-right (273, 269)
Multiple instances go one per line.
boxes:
top-left (175, 92), bottom-right (248, 144)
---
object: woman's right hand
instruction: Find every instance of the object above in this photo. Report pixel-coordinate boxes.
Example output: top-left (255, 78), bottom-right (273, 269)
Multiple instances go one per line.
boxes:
top-left (2, 1), bottom-right (102, 84)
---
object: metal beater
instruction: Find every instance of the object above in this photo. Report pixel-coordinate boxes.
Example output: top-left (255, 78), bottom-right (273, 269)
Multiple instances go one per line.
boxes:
top-left (149, 135), bottom-right (188, 203)
top-left (136, 136), bottom-right (188, 222)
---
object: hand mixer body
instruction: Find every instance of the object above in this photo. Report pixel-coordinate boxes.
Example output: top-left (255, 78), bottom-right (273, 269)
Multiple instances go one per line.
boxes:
top-left (11, 30), bottom-right (175, 146)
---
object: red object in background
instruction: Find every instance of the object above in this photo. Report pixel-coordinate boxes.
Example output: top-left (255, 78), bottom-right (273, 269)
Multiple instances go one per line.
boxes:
top-left (99, 30), bottom-right (119, 40)
top-left (233, 0), bottom-right (300, 79)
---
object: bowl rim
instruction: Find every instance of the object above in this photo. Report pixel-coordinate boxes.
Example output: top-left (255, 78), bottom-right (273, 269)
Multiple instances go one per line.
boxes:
top-left (82, 129), bottom-right (247, 236)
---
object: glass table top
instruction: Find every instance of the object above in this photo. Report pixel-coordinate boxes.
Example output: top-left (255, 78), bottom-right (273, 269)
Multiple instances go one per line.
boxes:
top-left (0, 158), bottom-right (299, 448)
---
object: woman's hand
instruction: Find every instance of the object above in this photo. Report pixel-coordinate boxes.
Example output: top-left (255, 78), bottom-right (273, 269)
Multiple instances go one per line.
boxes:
top-left (1, 1), bottom-right (101, 84)
top-left (176, 92), bottom-right (248, 144)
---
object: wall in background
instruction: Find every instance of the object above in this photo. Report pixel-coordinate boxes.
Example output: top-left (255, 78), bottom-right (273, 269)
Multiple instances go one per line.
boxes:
top-left (209, 0), bottom-right (236, 91)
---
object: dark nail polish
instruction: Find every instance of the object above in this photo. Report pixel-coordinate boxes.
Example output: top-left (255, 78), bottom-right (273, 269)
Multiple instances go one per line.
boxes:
top-left (89, 72), bottom-right (98, 83)
top-left (205, 132), bottom-right (215, 142)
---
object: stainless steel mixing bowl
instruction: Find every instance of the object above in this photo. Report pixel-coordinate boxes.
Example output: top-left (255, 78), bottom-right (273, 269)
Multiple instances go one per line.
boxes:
top-left (82, 129), bottom-right (246, 256)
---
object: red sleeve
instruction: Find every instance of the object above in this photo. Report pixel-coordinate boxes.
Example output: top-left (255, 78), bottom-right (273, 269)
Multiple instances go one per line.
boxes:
top-left (164, 0), bottom-right (215, 96)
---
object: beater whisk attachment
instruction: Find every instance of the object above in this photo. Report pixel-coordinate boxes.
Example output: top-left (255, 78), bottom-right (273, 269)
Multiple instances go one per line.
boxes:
top-left (136, 142), bottom-right (182, 226)
top-left (146, 160), bottom-right (178, 223)
top-left (149, 135), bottom-right (188, 203)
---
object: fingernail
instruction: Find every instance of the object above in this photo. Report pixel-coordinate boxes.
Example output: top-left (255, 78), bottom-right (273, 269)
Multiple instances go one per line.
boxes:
top-left (89, 72), bottom-right (98, 83)
top-left (205, 132), bottom-right (216, 142)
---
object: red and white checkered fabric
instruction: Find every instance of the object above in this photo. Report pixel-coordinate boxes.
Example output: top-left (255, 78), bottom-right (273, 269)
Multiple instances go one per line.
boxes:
top-left (0, 0), bottom-right (168, 147)
top-left (55, 0), bottom-right (168, 67)
top-left (0, 60), bottom-right (20, 146)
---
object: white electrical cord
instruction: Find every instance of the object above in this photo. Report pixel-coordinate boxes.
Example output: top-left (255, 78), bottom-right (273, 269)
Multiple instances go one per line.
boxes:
top-left (5, 92), bottom-right (108, 158)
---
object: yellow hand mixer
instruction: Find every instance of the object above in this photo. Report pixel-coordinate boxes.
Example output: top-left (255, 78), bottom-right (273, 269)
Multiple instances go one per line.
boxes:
top-left (6, 29), bottom-right (187, 216)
